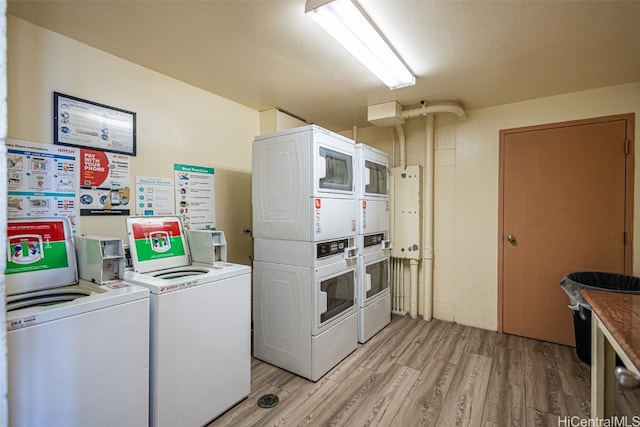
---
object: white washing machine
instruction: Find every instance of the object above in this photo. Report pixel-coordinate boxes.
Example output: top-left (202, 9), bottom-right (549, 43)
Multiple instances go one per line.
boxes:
top-left (253, 237), bottom-right (358, 381)
top-left (357, 233), bottom-right (391, 343)
top-left (252, 124), bottom-right (357, 241)
top-left (123, 216), bottom-right (251, 427)
top-left (6, 217), bottom-right (150, 427)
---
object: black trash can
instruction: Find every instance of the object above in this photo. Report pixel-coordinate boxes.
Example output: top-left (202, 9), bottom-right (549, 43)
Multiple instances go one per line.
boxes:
top-left (560, 271), bottom-right (640, 365)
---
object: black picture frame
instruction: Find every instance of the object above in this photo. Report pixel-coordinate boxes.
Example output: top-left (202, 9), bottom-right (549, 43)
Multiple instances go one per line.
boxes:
top-left (53, 92), bottom-right (137, 156)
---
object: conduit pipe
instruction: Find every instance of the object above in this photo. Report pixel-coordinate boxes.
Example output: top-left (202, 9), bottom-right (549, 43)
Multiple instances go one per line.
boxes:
top-left (409, 259), bottom-right (419, 319)
top-left (391, 258), bottom-right (406, 314)
top-left (394, 123), bottom-right (406, 168)
top-left (402, 103), bottom-right (466, 121)
top-left (423, 114), bottom-right (435, 321)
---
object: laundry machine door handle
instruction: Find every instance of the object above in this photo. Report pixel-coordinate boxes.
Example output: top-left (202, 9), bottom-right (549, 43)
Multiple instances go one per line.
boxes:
top-left (343, 246), bottom-right (358, 260)
top-left (365, 274), bottom-right (372, 292)
top-left (319, 291), bottom-right (328, 315)
top-left (318, 155), bottom-right (327, 180)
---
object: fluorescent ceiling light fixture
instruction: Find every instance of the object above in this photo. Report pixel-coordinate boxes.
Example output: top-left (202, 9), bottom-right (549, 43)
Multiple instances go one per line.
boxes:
top-left (306, 0), bottom-right (416, 90)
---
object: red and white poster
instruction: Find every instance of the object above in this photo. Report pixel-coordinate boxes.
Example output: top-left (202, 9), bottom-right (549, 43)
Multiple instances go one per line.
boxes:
top-left (79, 149), bottom-right (131, 216)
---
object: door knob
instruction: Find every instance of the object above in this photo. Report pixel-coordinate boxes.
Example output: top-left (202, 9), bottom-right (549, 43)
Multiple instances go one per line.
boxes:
top-left (616, 367), bottom-right (640, 391)
top-left (507, 234), bottom-right (517, 244)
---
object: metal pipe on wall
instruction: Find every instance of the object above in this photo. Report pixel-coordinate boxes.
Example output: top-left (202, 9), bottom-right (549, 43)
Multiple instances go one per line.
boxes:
top-left (423, 114), bottom-right (435, 321)
top-left (391, 257), bottom-right (407, 315)
top-left (409, 259), bottom-right (419, 318)
top-left (394, 259), bottom-right (398, 311)
top-left (402, 103), bottom-right (466, 121)
top-left (394, 124), bottom-right (406, 168)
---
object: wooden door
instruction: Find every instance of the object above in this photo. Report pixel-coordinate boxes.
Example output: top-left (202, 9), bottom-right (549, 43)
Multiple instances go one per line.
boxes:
top-left (499, 114), bottom-right (634, 346)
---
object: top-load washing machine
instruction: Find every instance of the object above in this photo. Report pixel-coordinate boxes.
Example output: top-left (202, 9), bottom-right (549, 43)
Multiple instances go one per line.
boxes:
top-left (123, 216), bottom-right (251, 427)
top-left (252, 124), bottom-right (357, 241)
top-left (355, 144), bottom-right (391, 343)
top-left (6, 217), bottom-right (150, 427)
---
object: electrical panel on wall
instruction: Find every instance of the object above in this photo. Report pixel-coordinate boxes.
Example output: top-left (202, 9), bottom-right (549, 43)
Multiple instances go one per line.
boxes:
top-left (389, 165), bottom-right (422, 260)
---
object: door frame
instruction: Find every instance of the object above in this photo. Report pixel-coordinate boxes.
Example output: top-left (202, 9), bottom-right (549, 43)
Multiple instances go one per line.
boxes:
top-left (497, 113), bottom-right (635, 332)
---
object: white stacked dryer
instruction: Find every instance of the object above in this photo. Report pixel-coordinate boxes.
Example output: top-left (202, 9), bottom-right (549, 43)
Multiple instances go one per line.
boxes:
top-left (253, 124), bottom-right (358, 381)
top-left (252, 124), bottom-right (357, 242)
top-left (356, 144), bottom-right (391, 343)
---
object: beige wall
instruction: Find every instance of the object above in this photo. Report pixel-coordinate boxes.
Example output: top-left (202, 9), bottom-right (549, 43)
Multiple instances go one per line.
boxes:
top-left (352, 82), bottom-right (640, 331)
top-left (7, 16), bottom-right (258, 264)
top-left (259, 108), bottom-right (307, 134)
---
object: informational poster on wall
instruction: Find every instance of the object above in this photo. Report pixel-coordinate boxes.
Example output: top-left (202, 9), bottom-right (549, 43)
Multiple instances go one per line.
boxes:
top-left (6, 139), bottom-right (80, 232)
top-left (79, 148), bottom-right (131, 215)
top-left (54, 92), bottom-right (137, 156)
top-left (135, 176), bottom-right (175, 216)
top-left (174, 163), bottom-right (215, 230)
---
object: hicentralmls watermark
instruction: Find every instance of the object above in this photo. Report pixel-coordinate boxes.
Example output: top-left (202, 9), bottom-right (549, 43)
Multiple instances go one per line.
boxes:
top-left (558, 416), bottom-right (640, 427)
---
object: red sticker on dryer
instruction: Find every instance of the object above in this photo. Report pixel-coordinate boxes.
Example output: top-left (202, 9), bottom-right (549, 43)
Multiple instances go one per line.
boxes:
top-left (315, 198), bottom-right (321, 209)
top-left (362, 201), bottom-right (367, 209)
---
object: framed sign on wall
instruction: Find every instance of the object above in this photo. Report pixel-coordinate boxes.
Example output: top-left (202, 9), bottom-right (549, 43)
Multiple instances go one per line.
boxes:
top-left (53, 92), bottom-right (137, 156)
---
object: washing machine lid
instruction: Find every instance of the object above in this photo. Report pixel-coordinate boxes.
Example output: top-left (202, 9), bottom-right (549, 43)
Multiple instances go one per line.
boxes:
top-left (126, 216), bottom-right (192, 274)
top-left (5, 217), bottom-right (77, 296)
top-left (6, 280), bottom-right (149, 330)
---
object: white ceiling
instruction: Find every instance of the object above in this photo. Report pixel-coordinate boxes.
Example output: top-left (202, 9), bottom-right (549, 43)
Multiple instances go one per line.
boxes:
top-left (7, 0), bottom-right (640, 131)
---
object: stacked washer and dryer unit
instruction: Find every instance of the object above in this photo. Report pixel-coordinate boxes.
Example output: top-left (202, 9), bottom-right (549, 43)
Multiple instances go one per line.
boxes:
top-left (355, 144), bottom-right (392, 343)
top-left (252, 125), bottom-right (360, 381)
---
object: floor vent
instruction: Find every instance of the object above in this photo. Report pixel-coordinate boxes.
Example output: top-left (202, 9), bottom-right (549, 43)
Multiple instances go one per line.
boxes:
top-left (257, 394), bottom-right (279, 409)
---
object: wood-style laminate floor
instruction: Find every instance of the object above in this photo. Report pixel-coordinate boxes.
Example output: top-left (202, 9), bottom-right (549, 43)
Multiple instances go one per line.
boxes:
top-left (208, 314), bottom-right (640, 426)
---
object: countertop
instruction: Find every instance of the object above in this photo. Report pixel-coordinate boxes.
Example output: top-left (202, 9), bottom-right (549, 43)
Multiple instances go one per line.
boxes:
top-left (582, 289), bottom-right (640, 371)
